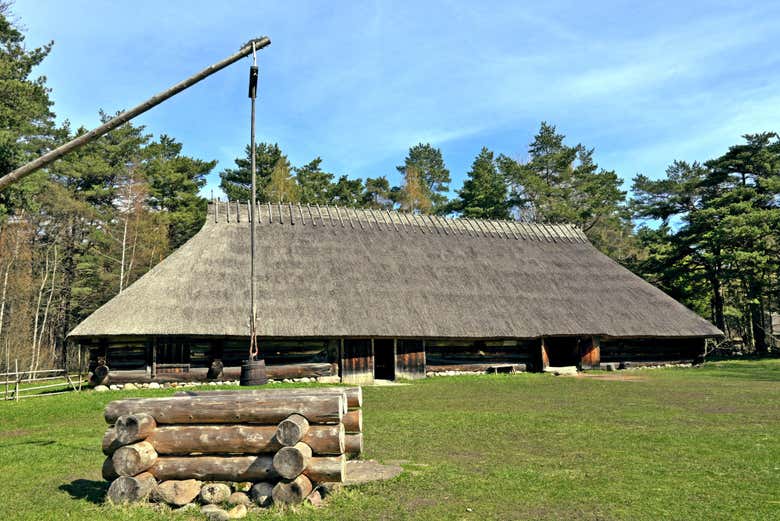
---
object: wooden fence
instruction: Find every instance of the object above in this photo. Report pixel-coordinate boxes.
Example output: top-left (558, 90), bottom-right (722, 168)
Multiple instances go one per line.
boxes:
top-left (1, 361), bottom-right (87, 401)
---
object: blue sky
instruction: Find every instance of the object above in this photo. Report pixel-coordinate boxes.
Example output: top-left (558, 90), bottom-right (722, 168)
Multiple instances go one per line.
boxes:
top-left (14, 1), bottom-right (780, 199)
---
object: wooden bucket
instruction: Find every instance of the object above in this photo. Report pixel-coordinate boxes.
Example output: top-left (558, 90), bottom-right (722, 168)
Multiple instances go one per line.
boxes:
top-left (240, 359), bottom-right (268, 386)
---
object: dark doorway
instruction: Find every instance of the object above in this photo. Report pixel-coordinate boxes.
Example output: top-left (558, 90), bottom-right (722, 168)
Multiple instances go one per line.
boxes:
top-left (543, 337), bottom-right (580, 367)
top-left (374, 339), bottom-right (395, 380)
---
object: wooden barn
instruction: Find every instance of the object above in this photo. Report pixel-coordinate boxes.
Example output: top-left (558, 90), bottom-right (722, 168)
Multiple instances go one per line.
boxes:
top-left (69, 201), bottom-right (722, 384)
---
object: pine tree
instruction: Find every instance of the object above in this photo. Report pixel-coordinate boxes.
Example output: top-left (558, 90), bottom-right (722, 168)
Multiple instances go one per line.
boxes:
top-left (452, 147), bottom-right (509, 219)
top-left (219, 142), bottom-right (283, 202)
top-left (396, 143), bottom-right (451, 213)
top-left (363, 176), bottom-right (392, 209)
top-left (0, 2), bottom-right (57, 218)
top-left (295, 157), bottom-right (334, 205)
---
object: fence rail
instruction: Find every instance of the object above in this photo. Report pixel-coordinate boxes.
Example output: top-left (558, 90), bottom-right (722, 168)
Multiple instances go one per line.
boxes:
top-left (1, 361), bottom-right (86, 401)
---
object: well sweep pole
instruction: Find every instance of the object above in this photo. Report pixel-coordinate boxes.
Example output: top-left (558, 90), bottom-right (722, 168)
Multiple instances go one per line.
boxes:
top-left (0, 37), bottom-right (271, 191)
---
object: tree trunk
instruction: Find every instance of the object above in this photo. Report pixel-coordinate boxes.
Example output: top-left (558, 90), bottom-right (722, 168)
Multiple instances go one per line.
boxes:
top-left (102, 456), bottom-right (119, 481)
top-left (149, 455), bottom-right (276, 481)
top-left (271, 474), bottom-right (313, 505)
top-left (102, 427), bottom-right (123, 455)
top-left (104, 394), bottom-right (344, 425)
top-left (145, 424), bottom-right (344, 456)
top-left (112, 441), bottom-right (158, 476)
top-left (107, 472), bottom-right (157, 504)
top-left (343, 409), bottom-right (362, 433)
top-left (115, 413), bottom-right (157, 445)
top-left (304, 455), bottom-right (346, 483)
top-left (275, 414), bottom-right (309, 446)
top-left (273, 442), bottom-right (312, 479)
top-left (176, 387), bottom-right (362, 409)
top-left (345, 433), bottom-right (363, 458)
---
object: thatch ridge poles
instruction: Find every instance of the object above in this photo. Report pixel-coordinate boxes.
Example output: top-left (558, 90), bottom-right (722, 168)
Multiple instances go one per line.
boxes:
top-left (0, 37), bottom-right (271, 192)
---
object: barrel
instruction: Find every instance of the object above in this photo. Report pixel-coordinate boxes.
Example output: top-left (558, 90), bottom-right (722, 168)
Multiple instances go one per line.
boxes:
top-left (240, 359), bottom-right (268, 386)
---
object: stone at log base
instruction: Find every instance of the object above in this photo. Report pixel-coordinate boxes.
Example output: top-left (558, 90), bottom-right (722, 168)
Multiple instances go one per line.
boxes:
top-left (227, 491), bottom-right (251, 506)
top-left (106, 472), bottom-right (156, 504)
top-left (152, 479), bottom-right (202, 506)
top-left (200, 483), bottom-right (231, 504)
top-left (201, 505), bottom-right (230, 521)
top-left (226, 504), bottom-right (248, 519)
top-left (249, 482), bottom-right (273, 507)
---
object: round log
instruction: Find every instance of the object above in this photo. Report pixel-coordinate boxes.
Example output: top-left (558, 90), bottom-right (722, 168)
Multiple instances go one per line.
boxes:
top-left (149, 455), bottom-right (276, 481)
top-left (343, 409), bottom-right (362, 433)
top-left (90, 364), bottom-right (109, 387)
top-left (101, 456), bottom-right (119, 481)
top-left (304, 423), bottom-right (345, 455)
top-left (273, 442), bottom-right (312, 479)
top-left (249, 482), bottom-right (274, 507)
top-left (106, 472), bottom-right (156, 504)
top-left (200, 483), bottom-right (231, 504)
top-left (102, 427), bottom-right (123, 455)
top-left (305, 455), bottom-right (346, 483)
top-left (345, 433), bottom-right (363, 458)
top-left (112, 441), bottom-right (158, 477)
top-left (104, 394), bottom-right (344, 425)
top-left (271, 474), bottom-right (313, 506)
top-left (115, 413), bottom-right (157, 445)
top-left (144, 424), bottom-right (344, 456)
top-left (276, 414), bottom-right (310, 446)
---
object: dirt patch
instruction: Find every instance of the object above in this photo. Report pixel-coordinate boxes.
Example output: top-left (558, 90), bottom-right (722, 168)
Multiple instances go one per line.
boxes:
top-left (578, 373), bottom-right (648, 382)
top-left (0, 428), bottom-right (33, 439)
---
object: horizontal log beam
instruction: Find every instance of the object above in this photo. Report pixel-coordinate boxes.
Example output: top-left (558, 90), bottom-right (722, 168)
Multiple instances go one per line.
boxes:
top-left (176, 387), bottom-right (362, 409)
top-left (149, 455), bottom-right (277, 481)
top-left (145, 424), bottom-right (344, 456)
top-left (105, 394), bottom-right (344, 425)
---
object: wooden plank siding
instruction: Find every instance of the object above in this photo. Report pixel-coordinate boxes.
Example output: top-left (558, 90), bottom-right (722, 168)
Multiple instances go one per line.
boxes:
top-left (580, 336), bottom-right (601, 369)
top-left (395, 339), bottom-right (425, 380)
top-left (340, 339), bottom-right (374, 385)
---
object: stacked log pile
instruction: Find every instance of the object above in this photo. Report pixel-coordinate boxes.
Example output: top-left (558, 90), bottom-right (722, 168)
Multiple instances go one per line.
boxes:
top-left (101, 388), bottom-right (363, 513)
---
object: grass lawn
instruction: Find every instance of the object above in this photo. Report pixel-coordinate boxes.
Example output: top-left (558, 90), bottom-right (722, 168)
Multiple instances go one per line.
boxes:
top-left (0, 359), bottom-right (778, 520)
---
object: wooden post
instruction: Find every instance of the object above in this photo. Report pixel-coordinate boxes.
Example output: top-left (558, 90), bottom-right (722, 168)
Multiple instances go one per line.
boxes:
top-left (4, 346), bottom-right (8, 400)
top-left (540, 338), bottom-right (549, 371)
top-left (339, 338), bottom-right (344, 383)
top-left (152, 338), bottom-right (157, 379)
top-left (14, 359), bottom-right (19, 402)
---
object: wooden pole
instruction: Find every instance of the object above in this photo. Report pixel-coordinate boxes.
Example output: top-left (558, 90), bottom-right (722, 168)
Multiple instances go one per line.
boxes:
top-left (14, 359), bottom-right (19, 402)
top-left (0, 37), bottom-right (271, 191)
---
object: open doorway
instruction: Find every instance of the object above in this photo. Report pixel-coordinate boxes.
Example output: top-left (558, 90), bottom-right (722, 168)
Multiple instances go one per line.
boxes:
top-left (543, 337), bottom-right (580, 367)
top-left (374, 339), bottom-right (395, 380)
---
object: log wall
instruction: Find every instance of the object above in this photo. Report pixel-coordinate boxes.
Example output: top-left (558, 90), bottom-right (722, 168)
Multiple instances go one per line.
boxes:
top-left (600, 338), bottom-right (705, 363)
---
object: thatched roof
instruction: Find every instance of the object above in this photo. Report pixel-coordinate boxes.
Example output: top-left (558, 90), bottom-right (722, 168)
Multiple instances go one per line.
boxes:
top-left (69, 201), bottom-right (721, 340)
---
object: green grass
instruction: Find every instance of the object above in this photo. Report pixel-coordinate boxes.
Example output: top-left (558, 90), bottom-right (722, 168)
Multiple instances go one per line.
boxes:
top-left (1, 360), bottom-right (779, 520)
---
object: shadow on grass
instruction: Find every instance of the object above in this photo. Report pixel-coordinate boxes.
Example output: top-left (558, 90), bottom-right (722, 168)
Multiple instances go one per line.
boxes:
top-left (60, 479), bottom-right (108, 505)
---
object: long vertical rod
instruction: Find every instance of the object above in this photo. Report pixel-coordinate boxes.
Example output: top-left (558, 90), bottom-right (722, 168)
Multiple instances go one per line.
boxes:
top-left (248, 44), bottom-right (259, 361)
